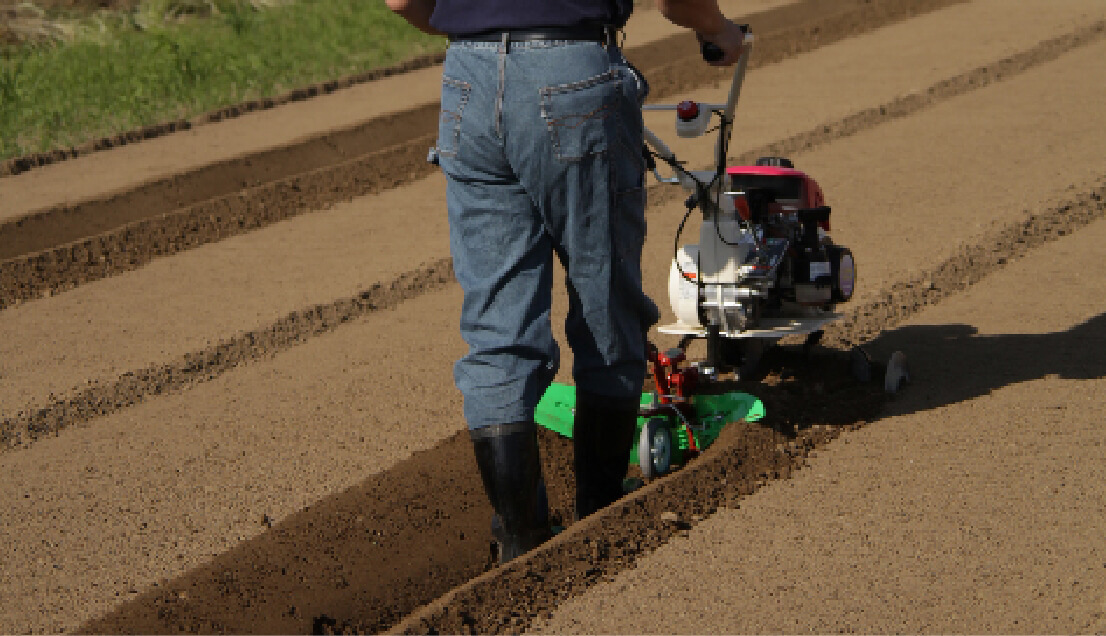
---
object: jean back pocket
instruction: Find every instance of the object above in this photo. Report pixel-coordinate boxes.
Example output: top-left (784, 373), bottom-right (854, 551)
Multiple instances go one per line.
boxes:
top-left (540, 69), bottom-right (621, 162)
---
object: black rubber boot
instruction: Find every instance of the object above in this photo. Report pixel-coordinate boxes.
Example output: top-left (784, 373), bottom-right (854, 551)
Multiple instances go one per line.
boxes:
top-left (573, 390), bottom-right (640, 520)
top-left (470, 422), bottom-right (551, 563)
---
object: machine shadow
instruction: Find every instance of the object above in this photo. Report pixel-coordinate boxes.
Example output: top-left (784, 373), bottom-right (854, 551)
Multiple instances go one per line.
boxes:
top-left (863, 311), bottom-right (1106, 418)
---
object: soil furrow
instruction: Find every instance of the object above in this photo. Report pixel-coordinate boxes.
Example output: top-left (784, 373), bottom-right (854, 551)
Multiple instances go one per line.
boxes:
top-left (0, 0), bottom-right (940, 183)
top-left (387, 408), bottom-right (860, 635)
top-left (76, 428), bottom-right (500, 635)
top-left (728, 21), bottom-right (1106, 173)
top-left (826, 181), bottom-right (1106, 348)
top-left (4, 24), bottom-right (1103, 452)
top-left (0, 257), bottom-right (453, 450)
top-left (0, 137), bottom-right (435, 311)
top-left (0, 106), bottom-right (440, 262)
top-left (0, 0), bottom-right (963, 310)
top-left (639, 0), bottom-right (965, 98)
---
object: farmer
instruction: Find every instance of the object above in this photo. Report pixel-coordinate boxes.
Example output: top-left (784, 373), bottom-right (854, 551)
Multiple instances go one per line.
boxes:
top-left (385, 0), bottom-right (748, 562)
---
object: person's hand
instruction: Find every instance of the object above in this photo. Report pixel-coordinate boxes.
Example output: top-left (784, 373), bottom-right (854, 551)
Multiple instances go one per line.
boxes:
top-left (696, 19), bottom-right (748, 67)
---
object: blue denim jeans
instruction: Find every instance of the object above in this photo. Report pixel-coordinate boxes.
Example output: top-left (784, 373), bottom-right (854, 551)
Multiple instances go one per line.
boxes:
top-left (436, 39), bottom-right (659, 430)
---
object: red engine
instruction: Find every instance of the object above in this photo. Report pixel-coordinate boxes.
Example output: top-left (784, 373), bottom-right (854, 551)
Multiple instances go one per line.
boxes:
top-left (727, 158), bottom-right (829, 230)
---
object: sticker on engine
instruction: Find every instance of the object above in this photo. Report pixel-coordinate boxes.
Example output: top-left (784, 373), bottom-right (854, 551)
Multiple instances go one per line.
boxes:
top-left (809, 261), bottom-right (831, 278)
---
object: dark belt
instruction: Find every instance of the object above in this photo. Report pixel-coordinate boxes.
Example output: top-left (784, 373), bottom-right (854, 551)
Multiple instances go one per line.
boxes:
top-left (449, 25), bottom-right (616, 44)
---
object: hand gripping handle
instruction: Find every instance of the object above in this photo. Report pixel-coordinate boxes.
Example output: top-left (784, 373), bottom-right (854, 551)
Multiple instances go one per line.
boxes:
top-left (701, 41), bottom-right (724, 62)
top-left (700, 23), bottom-right (751, 62)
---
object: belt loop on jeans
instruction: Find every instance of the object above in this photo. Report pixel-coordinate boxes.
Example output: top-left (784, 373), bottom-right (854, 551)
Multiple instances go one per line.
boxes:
top-left (603, 25), bottom-right (618, 49)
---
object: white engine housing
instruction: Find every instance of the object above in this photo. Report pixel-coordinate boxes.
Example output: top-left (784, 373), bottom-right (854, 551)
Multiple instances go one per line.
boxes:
top-left (668, 244), bottom-right (701, 328)
top-left (668, 215), bottom-right (757, 330)
top-left (662, 216), bottom-right (844, 339)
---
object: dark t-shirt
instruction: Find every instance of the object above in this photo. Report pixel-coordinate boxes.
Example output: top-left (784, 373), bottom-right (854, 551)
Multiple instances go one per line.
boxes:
top-left (429, 0), bottom-right (631, 37)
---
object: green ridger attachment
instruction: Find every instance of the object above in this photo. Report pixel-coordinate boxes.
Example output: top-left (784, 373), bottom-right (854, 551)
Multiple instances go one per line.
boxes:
top-left (534, 382), bottom-right (765, 468)
top-left (532, 382), bottom-right (579, 438)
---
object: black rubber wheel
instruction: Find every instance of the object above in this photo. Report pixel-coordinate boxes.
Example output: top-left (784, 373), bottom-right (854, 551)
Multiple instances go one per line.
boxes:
top-left (829, 246), bottom-right (856, 303)
top-left (638, 418), bottom-right (673, 480)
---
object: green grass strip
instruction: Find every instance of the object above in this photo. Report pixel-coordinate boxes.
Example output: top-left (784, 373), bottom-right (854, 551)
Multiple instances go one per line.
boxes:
top-left (0, 0), bottom-right (445, 161)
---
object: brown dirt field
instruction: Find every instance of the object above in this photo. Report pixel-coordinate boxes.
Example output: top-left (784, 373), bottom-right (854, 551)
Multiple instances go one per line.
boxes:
top-left (2, 0), bottom-right (1106, 634)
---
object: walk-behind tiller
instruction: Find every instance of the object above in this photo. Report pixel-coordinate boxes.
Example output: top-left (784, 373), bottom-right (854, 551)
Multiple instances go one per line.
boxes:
top-left (537, 29), bottom-right (902, 480)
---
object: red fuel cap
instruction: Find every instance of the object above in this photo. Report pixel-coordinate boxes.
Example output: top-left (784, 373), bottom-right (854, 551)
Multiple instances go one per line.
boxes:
top-left (676, 100), bottom-right (700, 121)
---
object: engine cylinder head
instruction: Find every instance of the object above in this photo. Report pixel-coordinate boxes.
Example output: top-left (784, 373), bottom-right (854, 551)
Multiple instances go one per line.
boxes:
top-left (754, 156), bottom-right (794, 168)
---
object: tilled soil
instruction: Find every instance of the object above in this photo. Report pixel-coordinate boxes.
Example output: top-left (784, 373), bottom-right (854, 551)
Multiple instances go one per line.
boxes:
top-left (386, 351), bottom-right (887, 636)
top-left (3, 0), bottom-right (1106, 633)
top-left (80, 346), bottom-right (885, 635)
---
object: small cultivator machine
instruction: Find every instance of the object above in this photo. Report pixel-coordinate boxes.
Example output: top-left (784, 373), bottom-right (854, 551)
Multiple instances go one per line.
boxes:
top-left (537, 28), bottom-right (905, 479)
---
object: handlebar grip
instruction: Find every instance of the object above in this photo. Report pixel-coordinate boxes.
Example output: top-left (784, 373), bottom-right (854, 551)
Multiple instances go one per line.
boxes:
top-left (700, 41), bottom-right (724, 62)
top-left (699, 24), bottom-right (751, 62)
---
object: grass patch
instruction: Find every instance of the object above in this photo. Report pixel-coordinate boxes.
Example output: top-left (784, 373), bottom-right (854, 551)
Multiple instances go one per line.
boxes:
top-left (0, 0), bottom-right (445, 160)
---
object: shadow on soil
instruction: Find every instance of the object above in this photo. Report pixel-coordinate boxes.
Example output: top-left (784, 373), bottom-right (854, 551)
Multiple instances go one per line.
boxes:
top-left (866, 312), bottom-right (1106, 416)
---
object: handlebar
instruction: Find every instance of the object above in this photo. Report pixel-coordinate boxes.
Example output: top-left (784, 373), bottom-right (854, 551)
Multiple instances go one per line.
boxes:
top-left (643, 26), bottom-right (754, 190)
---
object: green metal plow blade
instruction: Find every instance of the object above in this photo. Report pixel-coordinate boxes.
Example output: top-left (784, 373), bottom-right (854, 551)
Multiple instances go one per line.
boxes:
top-left (534, 382), bottom-right (765, 465)
top-left (532, 382), bottom-right (580, 438)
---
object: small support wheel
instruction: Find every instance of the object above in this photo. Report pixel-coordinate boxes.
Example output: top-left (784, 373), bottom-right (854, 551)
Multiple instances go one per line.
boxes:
top-left (639, 418), bottom-right (673, 480)
top-left (884, 350), bottom-right (910, 394)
